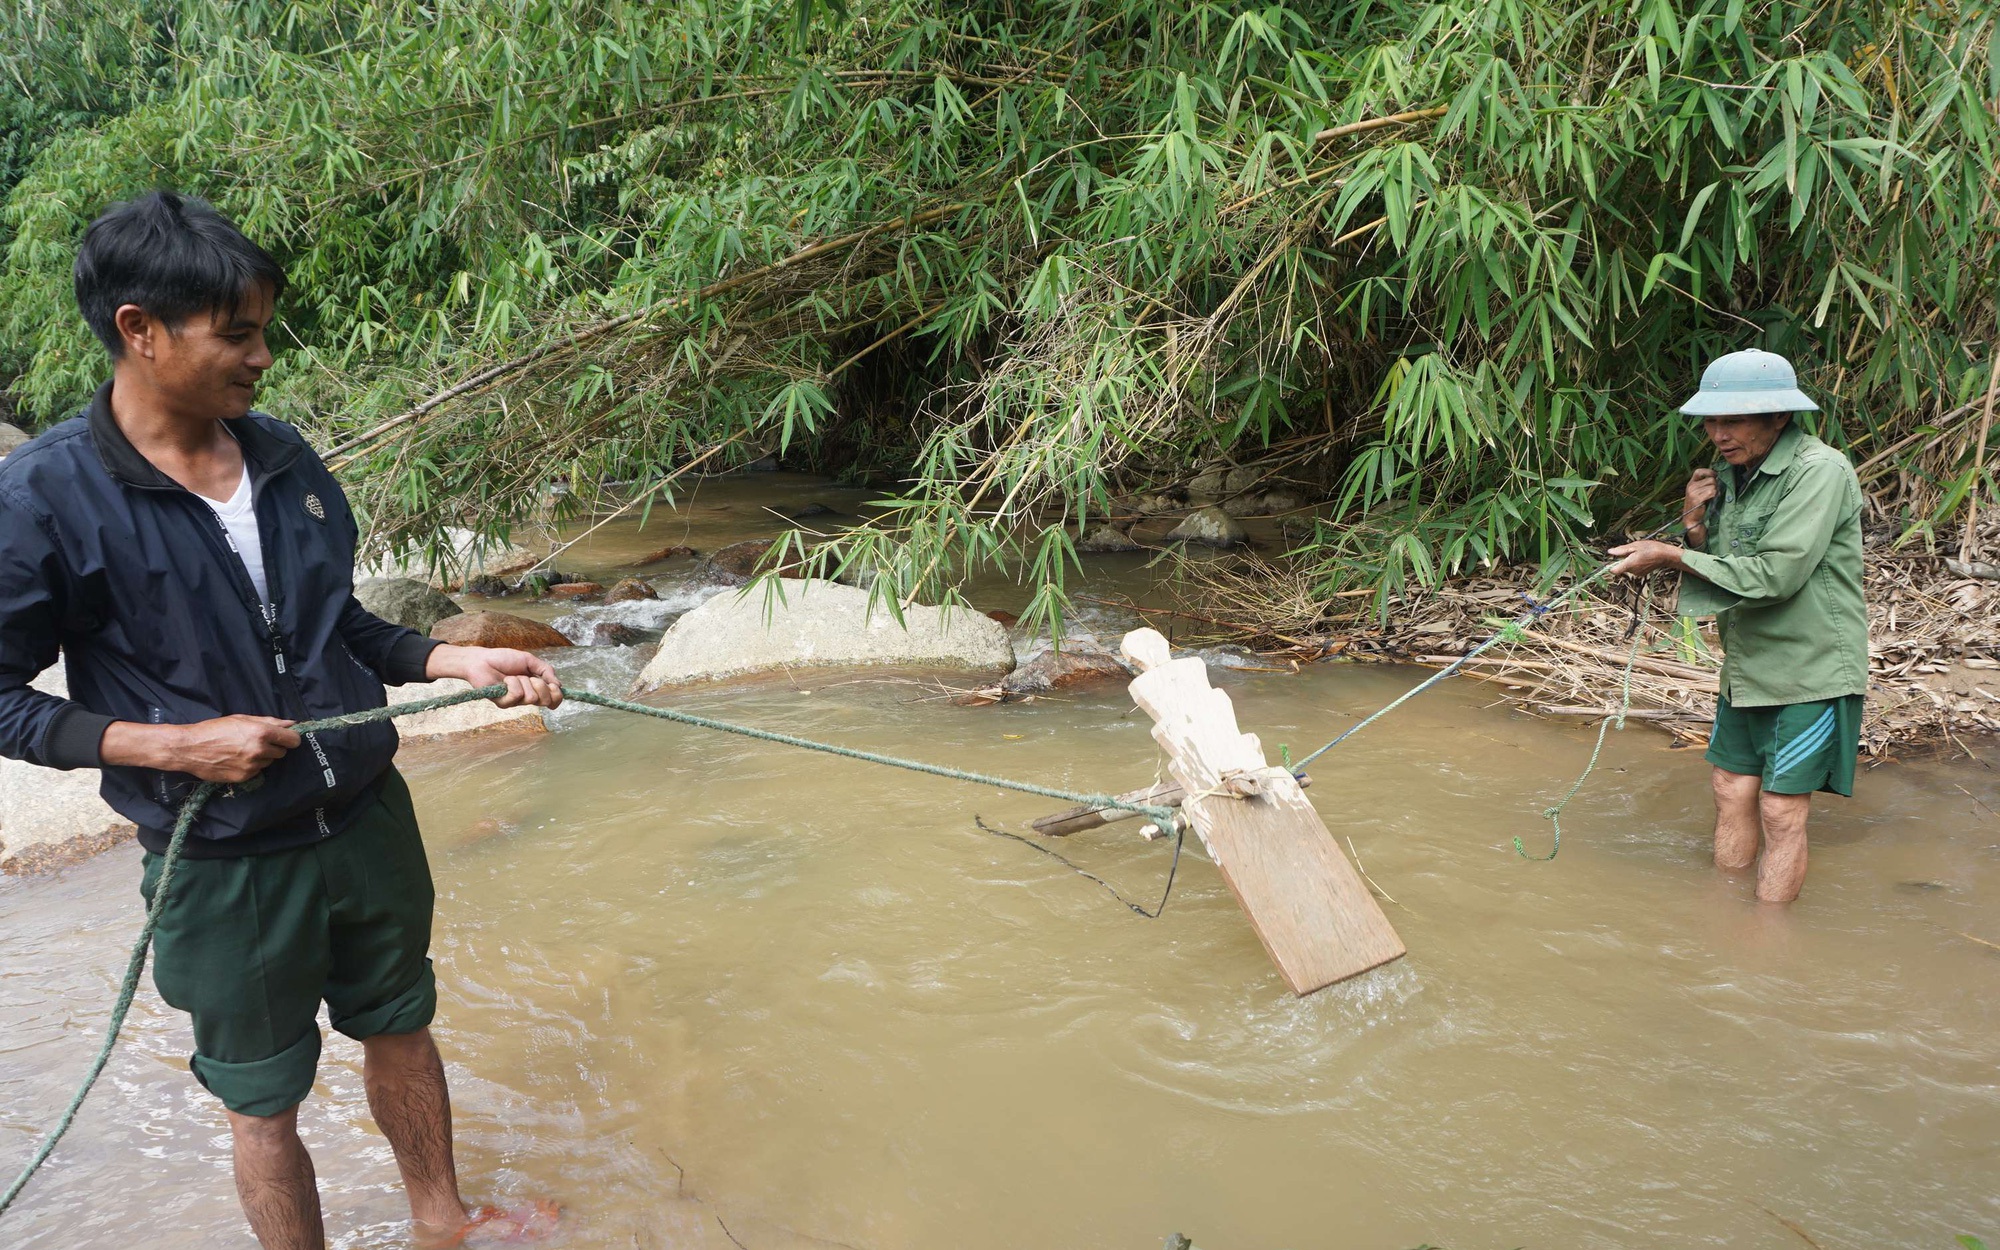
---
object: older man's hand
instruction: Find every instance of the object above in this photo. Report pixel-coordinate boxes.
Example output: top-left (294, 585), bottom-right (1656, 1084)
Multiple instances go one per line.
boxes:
top-left (1606, 539), bottom-right (1684, 578)
top-left (425, 643), bottom-right (565, 708)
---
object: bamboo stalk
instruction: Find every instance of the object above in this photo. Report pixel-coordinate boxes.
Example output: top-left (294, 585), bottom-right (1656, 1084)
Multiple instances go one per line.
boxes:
top-left (1959, 338), bottom-right (2000, 560)
top-left (325, 203), bottom-right (973, 468)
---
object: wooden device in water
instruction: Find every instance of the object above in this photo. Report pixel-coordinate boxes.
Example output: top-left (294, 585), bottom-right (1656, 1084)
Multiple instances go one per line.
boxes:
top-left (1119, 627), bottom-right (1406, 994)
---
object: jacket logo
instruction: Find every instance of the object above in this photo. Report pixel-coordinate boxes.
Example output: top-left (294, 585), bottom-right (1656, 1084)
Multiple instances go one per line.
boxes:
top-left (303, 493), bottom-right (326, 522)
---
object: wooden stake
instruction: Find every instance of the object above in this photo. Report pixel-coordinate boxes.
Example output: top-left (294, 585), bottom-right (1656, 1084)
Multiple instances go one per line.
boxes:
top-left (1120, 627), bottom-right (1405, 994)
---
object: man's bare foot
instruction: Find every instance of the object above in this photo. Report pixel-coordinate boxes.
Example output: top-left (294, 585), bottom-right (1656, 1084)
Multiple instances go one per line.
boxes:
top-left (415, 1199), bottom-right (562, 1248)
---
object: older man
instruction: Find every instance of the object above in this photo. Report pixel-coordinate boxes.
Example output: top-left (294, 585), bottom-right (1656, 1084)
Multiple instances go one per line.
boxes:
top-left (1607, 349), bottom-right (1868, 903)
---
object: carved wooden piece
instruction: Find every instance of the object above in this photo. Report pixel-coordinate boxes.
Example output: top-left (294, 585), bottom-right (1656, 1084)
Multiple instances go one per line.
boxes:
top-left (1120, 627), bottom-right (1405, 994)
top-left (1031, 773), bottom-right (1313, 836)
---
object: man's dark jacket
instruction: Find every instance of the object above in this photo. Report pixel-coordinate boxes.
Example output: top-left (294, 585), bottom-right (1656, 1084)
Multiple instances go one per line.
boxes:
top-left (0, 382), bottom-right (439, 857)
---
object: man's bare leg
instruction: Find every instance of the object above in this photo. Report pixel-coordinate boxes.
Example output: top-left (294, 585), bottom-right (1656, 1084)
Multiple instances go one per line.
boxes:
top-left (1756, 790), bottom-right (1811, 903)
top-left (362, 1028), bottom-right (469, 1236)
top-left (225, 1104), bottom-right (323, 1250)
top-left (1710, 766), bottom-right (1762, 870)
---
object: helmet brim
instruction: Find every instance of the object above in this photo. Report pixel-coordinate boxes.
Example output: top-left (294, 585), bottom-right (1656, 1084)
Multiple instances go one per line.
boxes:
top-left (1680, 388), bottom-right (1818, 416)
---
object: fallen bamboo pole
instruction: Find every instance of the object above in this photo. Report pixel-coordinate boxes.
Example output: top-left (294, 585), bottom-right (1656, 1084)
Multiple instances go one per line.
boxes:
top-left (1534, 705), bottom-right (1706, 721)
top-left (1414, 652), bottom-right (1720, 691)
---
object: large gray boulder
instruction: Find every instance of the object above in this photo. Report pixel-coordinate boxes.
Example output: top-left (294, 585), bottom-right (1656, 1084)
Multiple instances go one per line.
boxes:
top-left (0, 423), bottom-right (28, 459)
top-left (355, 577), bottom-right (463, 635)
top-left (0, 664), bottom-right (131, 873)
top-left (634, 578), bottom-right (1016, 692)
top-left (1166, 505), bottom-right (1248, 547)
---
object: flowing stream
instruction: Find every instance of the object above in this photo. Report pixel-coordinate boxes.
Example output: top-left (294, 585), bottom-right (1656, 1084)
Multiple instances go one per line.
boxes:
top-left (2, 475), bottom-right (1997, 1249)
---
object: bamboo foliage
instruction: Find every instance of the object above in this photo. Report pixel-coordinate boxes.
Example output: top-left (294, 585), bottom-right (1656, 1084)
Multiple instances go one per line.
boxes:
top-left (1, 0), bottom-right (1995, 617)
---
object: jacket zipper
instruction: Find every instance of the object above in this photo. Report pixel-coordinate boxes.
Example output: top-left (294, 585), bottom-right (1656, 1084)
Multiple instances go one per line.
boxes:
top-left (194, 492), bottom-right (340, 812)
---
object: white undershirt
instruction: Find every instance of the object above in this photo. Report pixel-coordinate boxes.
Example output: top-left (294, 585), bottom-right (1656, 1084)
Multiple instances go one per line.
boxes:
top-left (199, 466), bottom-right (271, 606)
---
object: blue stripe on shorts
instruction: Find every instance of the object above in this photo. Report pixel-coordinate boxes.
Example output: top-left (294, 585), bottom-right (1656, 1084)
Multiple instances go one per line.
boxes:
top-left (1771, 706), bottom-right (1837, 779)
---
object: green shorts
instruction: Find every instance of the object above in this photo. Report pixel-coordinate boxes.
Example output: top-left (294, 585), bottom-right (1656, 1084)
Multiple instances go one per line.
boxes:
top-left (1705, 693), bottom-right (1863, 797)
top-left (138, 768), bottom-right (438, 1117)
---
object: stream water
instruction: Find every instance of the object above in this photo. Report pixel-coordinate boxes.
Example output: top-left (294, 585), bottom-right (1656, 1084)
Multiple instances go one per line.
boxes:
top-left (2, 475), bottom-right (1997, 1249)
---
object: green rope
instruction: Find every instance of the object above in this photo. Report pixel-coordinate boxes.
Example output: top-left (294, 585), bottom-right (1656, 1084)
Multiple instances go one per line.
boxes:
top-left (0, 685), bottom-right (1179, 1217)
top-left (1512, 623), bottom-right (1645, 861)
top-left (1296, 524), bottom-right (1676, 770)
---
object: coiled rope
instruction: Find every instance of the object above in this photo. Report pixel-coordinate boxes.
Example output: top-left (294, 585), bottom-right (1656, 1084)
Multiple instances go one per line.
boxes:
top-left (0, 685), bottom-right (1180, 1217)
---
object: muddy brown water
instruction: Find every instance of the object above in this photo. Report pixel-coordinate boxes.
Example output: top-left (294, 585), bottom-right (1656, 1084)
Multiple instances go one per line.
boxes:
top-left (3, 475), bottom-right (1997, 1249)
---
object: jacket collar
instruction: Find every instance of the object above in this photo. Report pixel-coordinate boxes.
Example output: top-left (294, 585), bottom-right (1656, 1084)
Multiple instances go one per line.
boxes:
top-left (1715, 418), bottom-right (1806, 485)
top-left (87, 379), bottom-right (303, 490)
top-left (1752, 420), bottom-right (1805, 478)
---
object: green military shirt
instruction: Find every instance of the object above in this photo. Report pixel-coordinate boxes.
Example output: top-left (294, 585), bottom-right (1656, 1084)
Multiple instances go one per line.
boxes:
top-left (1676, 421), bottom-right (1868, 707)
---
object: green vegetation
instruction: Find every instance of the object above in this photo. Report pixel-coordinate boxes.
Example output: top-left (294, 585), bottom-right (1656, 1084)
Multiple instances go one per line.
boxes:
top-left (3, 0), bottom-right (1996, 623)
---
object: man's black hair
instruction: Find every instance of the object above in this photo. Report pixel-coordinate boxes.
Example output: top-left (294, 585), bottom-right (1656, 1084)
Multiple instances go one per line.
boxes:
top-left (73, 190), bottom-right (286, 356)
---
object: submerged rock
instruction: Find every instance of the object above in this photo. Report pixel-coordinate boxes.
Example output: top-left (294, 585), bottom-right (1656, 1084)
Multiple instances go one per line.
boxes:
top-left (637, 544), bottom-right (698, 564)
top-left (0, 664), bottom-right (131, 873)
top-left (701, 538), bottom-right (806, 584)
top-left (386, 677), bottom-right (549, 741)
top-left (1166, 506), bottom-right (1248, 547)
top-left (546, 581), bottom-right (604, 598)
top-left (1076, 523), bottom-right (1142, 553)
top-left (590, 621), bottom-right (651, 646)
top-left (1001, 643), bottom-right (1132, 695)
top-left (355, 576), bottom-right (464, 635)
top-left (430, 611), bottom-right (573, 649)
top-left (632, 578), bottom-right (1015, 692)
top-left (604, 577), bottom-right (658, 604)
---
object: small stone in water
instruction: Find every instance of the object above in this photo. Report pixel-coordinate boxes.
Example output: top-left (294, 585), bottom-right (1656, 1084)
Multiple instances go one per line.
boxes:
top-left (604, 577), bottom-right (657, 604)
top-left (547, 582), bottom-right (604, 598)
top-left (591, 622), bottom-right (649, 646)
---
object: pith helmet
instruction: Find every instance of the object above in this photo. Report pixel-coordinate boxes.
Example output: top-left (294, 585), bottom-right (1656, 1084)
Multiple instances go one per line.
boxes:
top-left (1678, 349), bottom-right (1818, 416)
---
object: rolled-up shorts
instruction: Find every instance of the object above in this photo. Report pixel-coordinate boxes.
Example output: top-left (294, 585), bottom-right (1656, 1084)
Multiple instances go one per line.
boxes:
top-left (138, 768), bottom-right (437, 1117)
top-left (1705, 693), bottom-right (1863, 797)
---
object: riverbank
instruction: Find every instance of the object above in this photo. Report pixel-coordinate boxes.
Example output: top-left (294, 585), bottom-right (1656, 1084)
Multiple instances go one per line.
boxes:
top-left (1158, 537), bottom-right (2000, 757)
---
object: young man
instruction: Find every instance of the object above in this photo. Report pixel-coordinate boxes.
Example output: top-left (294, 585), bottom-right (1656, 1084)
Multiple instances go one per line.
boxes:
top-left (1607, 348), bottom-right (1868, 903)
top-left (0, 191), bottom-right (560, 1247)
